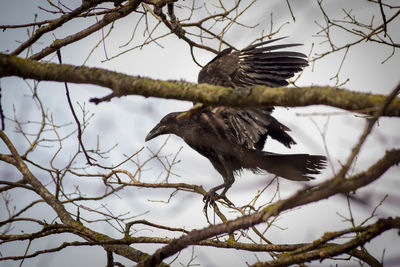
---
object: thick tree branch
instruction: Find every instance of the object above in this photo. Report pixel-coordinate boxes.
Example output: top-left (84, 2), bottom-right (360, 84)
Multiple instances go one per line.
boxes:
top-left (0, 54), bottom-right (399, 116)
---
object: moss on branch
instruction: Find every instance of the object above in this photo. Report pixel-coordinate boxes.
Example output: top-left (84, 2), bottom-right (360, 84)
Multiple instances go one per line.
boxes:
top-left (1, 53), bottom-right (399, 116)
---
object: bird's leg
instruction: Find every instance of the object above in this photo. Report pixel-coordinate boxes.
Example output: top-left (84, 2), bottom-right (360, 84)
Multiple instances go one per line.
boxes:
top-left (203, 179), bottom-right (234, 216)
top-left (203, 184), bottom-right (224, 206)
top-left (203, 175), bottom-right (234, 207)
top-left (218, 181), bottom-right (234, 206)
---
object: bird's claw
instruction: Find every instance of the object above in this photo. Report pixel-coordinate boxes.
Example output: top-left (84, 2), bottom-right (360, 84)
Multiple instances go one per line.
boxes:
top-left (203, 189), bottom-right (220, 207)
top-left (202, 190), bottom-right (234, 217)
top-left (203, 189), bottom-right (219, 217)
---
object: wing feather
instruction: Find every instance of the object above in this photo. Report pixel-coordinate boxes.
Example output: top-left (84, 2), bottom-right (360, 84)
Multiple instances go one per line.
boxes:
top-left (198, 37), bottom-right (308, 88)
top-left (197, 107), bottom-right (295, 150)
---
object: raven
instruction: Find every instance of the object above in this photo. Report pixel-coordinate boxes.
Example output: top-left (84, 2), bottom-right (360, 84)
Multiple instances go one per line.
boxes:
top-left (145, 38), bottom-right (326, 205)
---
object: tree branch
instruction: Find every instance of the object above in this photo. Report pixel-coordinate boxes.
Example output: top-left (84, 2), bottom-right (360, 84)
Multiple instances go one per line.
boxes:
top-left (253, 217), bottom-right (399, 267)
top-left (29, 0), bottom-right (144, 60)
top-left (0, 54), bottom-right (399, 116)
top-left (136, 148), bottom-right (400, 267)
top-left (0, 129), bottom-right (168, 266)
top-left (10, 0), bottom-right (107, 56)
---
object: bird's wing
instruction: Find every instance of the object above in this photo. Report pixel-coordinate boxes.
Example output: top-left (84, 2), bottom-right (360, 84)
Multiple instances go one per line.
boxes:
top-left (197, 107), bottom-right (296, 150)
top-left (198, 37), bottom-right (308, 88)
top-left (233, 37), bottom-right (308, 87)
top-left (197, 47), bottom-right (238, 87)
top-left (195, 38), bottom-right (306, 150)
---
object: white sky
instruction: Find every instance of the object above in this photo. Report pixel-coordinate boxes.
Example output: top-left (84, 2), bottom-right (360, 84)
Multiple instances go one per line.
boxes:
top-left (0, 0), bottom-right (399, 266)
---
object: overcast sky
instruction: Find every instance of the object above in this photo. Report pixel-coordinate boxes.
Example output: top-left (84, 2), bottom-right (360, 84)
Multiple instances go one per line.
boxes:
top-left (1, 0), bottom-right (399, 266)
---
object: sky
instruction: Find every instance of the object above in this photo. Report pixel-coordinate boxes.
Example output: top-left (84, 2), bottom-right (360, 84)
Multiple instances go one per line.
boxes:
top-left (0, 0), bottom-right (400, 266)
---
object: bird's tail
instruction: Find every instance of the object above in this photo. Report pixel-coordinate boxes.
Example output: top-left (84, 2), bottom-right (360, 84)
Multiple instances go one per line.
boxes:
top-left (244, 150), bottom-right (326, 181)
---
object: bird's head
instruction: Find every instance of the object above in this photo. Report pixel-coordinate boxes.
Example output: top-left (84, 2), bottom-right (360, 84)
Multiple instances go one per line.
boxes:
top-left (145, 112), bottom-right (181, 142)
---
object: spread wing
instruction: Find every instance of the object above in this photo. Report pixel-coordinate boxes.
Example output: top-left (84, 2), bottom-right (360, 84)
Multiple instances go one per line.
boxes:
top-left (198, 37), bottom-right (308, 88)
top-left (195, 37), bottom-right (306, 151)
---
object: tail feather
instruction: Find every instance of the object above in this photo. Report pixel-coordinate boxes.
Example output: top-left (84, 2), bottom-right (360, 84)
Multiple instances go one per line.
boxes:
top-left (244, 151), bottom-right (327, 181)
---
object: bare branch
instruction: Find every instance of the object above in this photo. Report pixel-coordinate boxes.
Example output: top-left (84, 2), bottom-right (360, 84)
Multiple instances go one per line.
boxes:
top-left (1, 54), bottom-right (399, 116)
top-left (10, 0), bottom-right (107, 56)
top-left (137, 148), bottom-right (400, 266)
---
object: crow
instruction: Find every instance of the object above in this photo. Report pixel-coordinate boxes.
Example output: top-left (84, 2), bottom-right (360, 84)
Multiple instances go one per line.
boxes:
top-left (145, 37), bottom-right (326, 206)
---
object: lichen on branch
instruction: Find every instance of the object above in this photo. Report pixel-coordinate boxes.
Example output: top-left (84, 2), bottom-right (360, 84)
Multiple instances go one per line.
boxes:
top-left (0, 53), bottom-right (399, 117)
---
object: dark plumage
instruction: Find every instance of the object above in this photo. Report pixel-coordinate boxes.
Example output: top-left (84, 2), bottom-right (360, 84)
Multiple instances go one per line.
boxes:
top-left (198, 37), bottom-right (308, 87)
top-left (146, 37), bottom-right (326, 206)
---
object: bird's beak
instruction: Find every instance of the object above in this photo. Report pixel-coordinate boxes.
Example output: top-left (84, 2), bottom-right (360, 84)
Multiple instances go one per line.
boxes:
top-left (145, 124), bottom-right (166, 141)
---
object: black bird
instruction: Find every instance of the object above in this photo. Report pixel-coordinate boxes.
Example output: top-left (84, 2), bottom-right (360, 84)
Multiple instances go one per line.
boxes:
top-left (145, 38), bottom-right (326, 205)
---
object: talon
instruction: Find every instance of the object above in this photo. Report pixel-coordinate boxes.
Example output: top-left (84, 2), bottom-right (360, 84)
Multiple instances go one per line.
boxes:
top-left (222, 195), bottom-right (233, 206)
top-left (203, 189), bottom-right (221, 207)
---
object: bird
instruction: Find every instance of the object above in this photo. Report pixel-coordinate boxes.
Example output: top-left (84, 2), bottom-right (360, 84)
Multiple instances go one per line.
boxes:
top-left (145, 37), bottom-right (326, 207)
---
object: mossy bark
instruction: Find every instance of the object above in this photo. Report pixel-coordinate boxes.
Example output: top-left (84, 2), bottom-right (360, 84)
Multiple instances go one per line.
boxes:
top-left (1, 53), bottom-right (399, 116)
